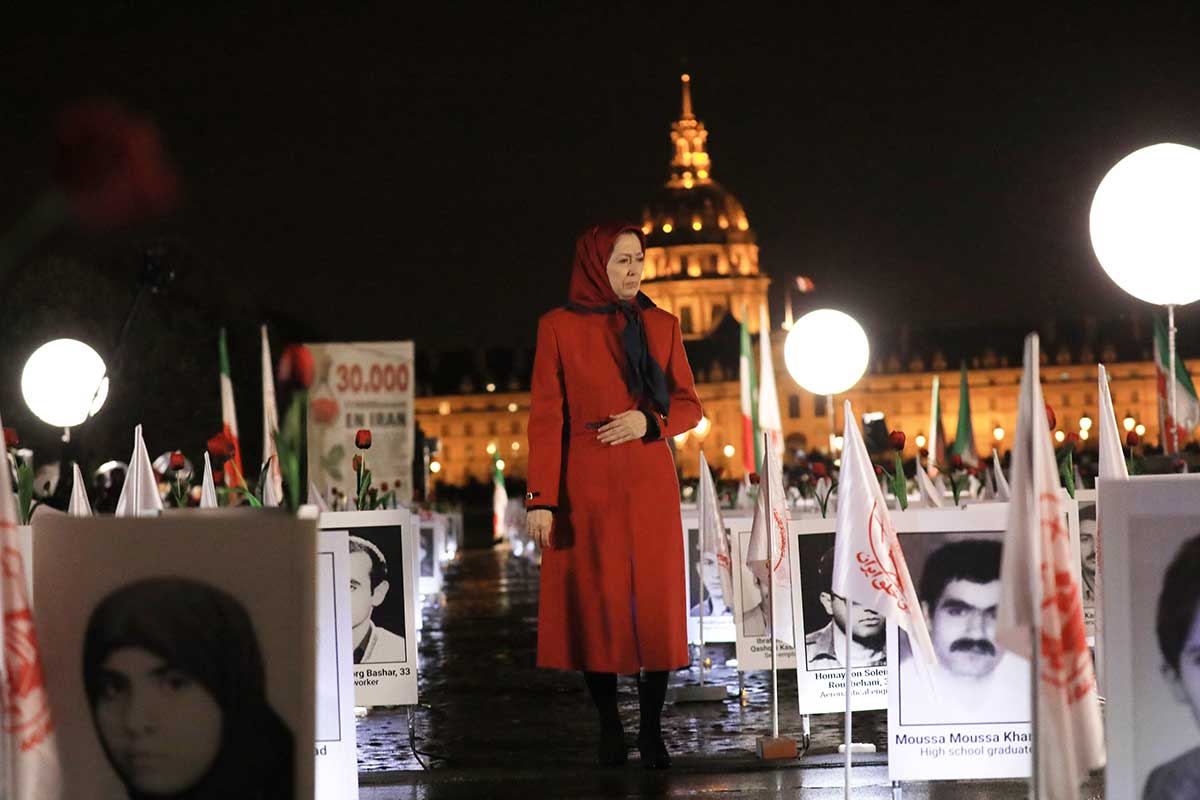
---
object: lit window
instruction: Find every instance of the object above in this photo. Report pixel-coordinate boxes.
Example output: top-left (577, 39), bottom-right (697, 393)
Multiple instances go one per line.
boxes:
top-left (691, 219), bottom-right (702, 231)
top-left (662, 223), bottom-right (673, 233)
top-left (438, 401), bottom-right (451, 416)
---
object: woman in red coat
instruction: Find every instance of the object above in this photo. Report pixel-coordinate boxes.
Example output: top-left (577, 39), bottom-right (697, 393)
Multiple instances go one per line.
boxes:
top-left (526, 222), bottom-right (703, 768)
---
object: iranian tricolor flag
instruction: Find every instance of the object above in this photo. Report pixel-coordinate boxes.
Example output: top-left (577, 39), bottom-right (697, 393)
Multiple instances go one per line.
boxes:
top-left (757, 304), bottom-right (784, 479)
top-left (927, 376), bottom-right (948, 474)
top-left (949, 362), bottom-right (978, 467)
top-left (1153, 316), bottom-right (1200, 454)
top-left (492, 451), bottom-right (507, 541)
top-left (218, 328), bottom-right (243, 474)
top-left (739, 308), bottom-right (760, 475)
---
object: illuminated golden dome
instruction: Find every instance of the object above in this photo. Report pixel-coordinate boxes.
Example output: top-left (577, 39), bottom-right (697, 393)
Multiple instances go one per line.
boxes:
top-left (641, 74), bottom-right (755, 249)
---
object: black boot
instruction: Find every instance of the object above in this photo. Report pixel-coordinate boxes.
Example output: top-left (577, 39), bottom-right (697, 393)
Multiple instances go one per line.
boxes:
top-left (637, 670), bottom-right (671, 769)
top-left (584, 671), bottom-right (625, 766)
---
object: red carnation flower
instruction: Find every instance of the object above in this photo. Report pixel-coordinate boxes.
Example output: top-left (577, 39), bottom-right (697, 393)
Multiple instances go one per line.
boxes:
top-left (276, 344), bottom-right (315, 390)
top-left (355, 429), bottom-right (372, 450)
top-left (310, 396), bottom-right (339, 424)
top-left (1044, 403), bottom-right (1057, 431)
top-left (951, 454), bottom-right (964, 470)
top-left (207, 431), bottom-right (236, 459)
top-left (169, 451), bottom-right (185, 471)
top-left (888, 430), bottom-right (906, 450)
top-left (811, 462), bottom-right (828, 478)
top-left (3, 427), bottom-right (17, 448)
top-left (748, 472), bottom-right (760, 485)
top-left (53, 99), bottom-right (178, 230)
top-left (352, 455), bottom-right (363, 472)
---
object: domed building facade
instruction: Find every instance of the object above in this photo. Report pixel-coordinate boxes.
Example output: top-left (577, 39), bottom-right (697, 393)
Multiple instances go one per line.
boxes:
top-left (638, 75), bottom-right (771, 339)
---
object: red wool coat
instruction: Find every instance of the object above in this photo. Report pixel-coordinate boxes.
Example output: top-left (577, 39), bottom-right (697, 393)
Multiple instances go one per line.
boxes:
top-left (527, 224), bottom-right (703, 674)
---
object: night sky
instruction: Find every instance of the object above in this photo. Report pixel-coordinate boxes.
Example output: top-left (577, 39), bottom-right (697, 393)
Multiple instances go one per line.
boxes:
top-left (1, 3), bottom-right (1199, 465)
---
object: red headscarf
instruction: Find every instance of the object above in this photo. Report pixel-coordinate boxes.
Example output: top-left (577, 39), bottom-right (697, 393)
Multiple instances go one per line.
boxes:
top-left (564, 223), bottom-right (670, 415)
top-left (567, 222), bottom-right (646, 308)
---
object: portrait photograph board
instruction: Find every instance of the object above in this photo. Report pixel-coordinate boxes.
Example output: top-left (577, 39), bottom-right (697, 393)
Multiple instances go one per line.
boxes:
top-left (885, 504), bottom-right (1034, 783)
top-left (321, 510), bottom-right (418, 707)
top-left (1074, 489), bottom-right (1098, 646)
top-left (414, 510), bottom-right (444, 596)
top-left (1098, 475), bottom-right (1200, 800)
top-left (315, 530), bottom-right (358, 799)
top-left (788, 517), bottom-right (889, 715)
top-left (32, 510), bottom-right (317, 800)
top-left (681, 507), bottom-right (742, 645)
top-left (731, 515), bottom-right (797, 672)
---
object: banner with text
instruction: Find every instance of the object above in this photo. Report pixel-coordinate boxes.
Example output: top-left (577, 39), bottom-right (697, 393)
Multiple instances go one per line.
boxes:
top-left (307, 341), bottom-right (415, 507)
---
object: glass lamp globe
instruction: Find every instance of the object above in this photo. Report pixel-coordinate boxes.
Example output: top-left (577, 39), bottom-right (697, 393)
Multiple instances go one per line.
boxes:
top-left (21, 339), bottom-right (109, 428)
top-left (1089, 143), bottom-right (1200, 306)
top-left (784, 309), bottom-right (869, 396)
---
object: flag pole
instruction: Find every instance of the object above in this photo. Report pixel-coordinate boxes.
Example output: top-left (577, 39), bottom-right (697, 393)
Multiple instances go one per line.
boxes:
top-left (698, 560), bottom-right (707, 687)
top-left (844, 597), bottom-right (854, 799)
top-left (1168, 304), bottom-right (1178, 454)
top-left (767, 437), bottom-right (780, 740)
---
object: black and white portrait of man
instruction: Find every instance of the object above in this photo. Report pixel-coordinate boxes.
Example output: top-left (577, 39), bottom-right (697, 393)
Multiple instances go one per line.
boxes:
top-left (349, 535), bottom-right (407, 665)
top-left (804, 545), bottom-right (886, 670)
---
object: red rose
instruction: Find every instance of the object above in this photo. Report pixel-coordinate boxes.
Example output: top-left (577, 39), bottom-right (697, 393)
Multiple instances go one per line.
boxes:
top-left (1064, 432), bottom-right (1080, 446)
top-left (355, 429), bottom-right (372, 450)
top-left (3, 428), bottom-right (17, 448)
top-left (874, 464), bottom-right (885, 477)
top-left (748, 472), bottom-right (760, 485)
top-left (380, 482), bottom-right (389, 492)
top-left (1045, 403), bottom-right (1057, 431)
top-left (207, 432), bottom-right (236, 459)
top-left (1126, 431), bottom-right (1140, 447)
top-left (951, 454), bottom-right (964, 470)
top-left (310, 396), bottom-right (339, 424)
top-left (919, 448), bottom-right (929, 458)
top-left (811, 462), bottom-right (827, 478)
top-left (277, 345), bottom-right (315, 389)
top-left (352, 455), bottom-right (363, 472)
top-left (169, 451), bottom-right (185, 470)
top-left (53, 99), bottom-right (178, 230)
top-left (888, 430), bottom-right (906, 450)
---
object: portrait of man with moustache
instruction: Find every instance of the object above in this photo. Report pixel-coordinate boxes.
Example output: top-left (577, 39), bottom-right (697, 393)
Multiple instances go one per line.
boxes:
top-left (899, 538), bottom-right (1029, 725)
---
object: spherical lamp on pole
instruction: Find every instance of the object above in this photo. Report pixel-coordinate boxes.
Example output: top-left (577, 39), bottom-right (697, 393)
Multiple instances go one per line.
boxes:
top-left (21, 339), bottom-right (109, 440)
top-left (783, 309), bottom-right (870, 453)
top-left (1090, 142), bottom-right (1200, 452)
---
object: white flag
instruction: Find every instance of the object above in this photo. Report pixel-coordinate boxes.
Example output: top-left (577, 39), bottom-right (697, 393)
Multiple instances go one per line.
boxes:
top-left (0, 409), bottom-right (63, 799)
top-left (1097, 364), bottom-right (1128, 480)
top-left (115, 425), bottom-right (164, 518)
top-left (757, 304), bottom-right (784, 479)
top-left (914, 458), bottom-right (944, 508)
top-left (307, 480), bottom-right (329, 512)
top-left (199, 453), bottom-right (220, 509)
top-left (992, 448), bottom-right (1011, 500)
top-left (261, 459), bottom-right (282, 508)
top-left (833, 401), bottom-right (936, 666)
top-left (260, 325), bottom-right (284, 504)
top-left (997, 334), bottom-right (1105, 799)
top-left (68, 463), bottom-right (91, 518)
top-left (698, 451), bottom-right (734, 609)
top-left (745, 435), bottom-right (794, 645)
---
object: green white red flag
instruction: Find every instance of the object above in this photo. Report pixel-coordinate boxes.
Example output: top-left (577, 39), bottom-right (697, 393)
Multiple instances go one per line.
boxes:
top-left (739, 308), bottom-right (760, 476)
top-left (492, 451), bottom-right (507, 541)
top-left (950, 362), bottom-right (978, 467)
top-left (219, 328), bottom-right (243, 475)
top-left (997, 333), bottom-right (1105, 799)
top-left (927, 376), bottom-right (948, 473)
top-left (757, 304), bottom-right (784, 479)
top-left (1153, 316), bottom-right (1199, 454)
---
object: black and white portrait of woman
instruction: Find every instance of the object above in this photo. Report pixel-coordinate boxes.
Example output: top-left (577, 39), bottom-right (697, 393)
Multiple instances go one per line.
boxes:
top-left (83, 578), bottom-right (294, 800)
top-left (1143, 534), bottom-right (1200, 800)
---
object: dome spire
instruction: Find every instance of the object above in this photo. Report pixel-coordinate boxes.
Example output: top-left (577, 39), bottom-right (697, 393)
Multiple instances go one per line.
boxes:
top-left (667, 74), bottom-right (711, 189)
top-left (680, 73), bottom-right (694, 120)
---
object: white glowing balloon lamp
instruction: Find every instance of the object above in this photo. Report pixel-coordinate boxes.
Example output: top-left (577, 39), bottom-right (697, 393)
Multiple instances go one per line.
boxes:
top-left (1090, 143), bottom-right (1200, 306)
top-left (21, 339), bottom-right (109, 428)
top-left (783, 309), bottom-right (870, 396)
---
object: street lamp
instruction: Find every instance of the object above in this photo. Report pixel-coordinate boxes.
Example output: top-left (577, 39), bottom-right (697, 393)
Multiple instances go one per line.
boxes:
top-left (783, 309), bottom-right (869, 454)
top-left (1090, 143), bottom-right (1200, 452)
top-left (21, 339), bottom-right (109, 440)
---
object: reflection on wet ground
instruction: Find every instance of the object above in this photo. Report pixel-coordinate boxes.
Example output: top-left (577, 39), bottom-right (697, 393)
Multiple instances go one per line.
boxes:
top-left (356, 548), bottom-right (1103, 798)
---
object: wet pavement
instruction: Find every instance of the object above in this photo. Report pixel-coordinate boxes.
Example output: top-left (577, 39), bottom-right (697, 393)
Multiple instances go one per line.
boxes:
top-left (355, 548), bottom-right (1105, 798)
